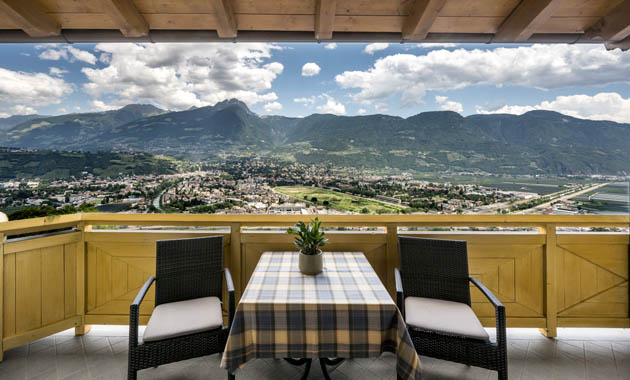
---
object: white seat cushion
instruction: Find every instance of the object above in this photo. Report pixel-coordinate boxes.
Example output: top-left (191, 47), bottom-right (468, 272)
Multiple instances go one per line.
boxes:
top-left (405, 296), bottom-right (489, 341)
top-left (143, 296), bottom-right (223, 342)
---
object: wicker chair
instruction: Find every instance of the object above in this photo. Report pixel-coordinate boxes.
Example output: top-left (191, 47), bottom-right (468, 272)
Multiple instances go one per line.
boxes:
top-left (128, 236), bottom-right (235, 380)
top-left (395, 237), bottom-right (507, 380)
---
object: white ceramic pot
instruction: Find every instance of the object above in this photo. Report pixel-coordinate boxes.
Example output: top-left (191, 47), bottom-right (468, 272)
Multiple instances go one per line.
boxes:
top-left (299, 250), bottom-right (323, 275)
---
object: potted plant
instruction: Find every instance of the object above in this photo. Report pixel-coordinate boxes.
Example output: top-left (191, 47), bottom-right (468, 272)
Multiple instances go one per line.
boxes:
top-left (287, 217), bottom-right (328, 275)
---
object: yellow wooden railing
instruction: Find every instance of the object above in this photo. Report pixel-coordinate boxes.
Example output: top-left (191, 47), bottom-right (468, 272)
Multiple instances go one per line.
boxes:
top-left (0, 213), bottom-right (628, 360)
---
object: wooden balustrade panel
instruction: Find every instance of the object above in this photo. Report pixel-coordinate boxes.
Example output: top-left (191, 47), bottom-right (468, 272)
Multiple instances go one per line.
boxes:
top-left (556, 234), bottom-right (629, 327)
top-left (399, 233), bottom-right (546, 327)
top-left (83, 231), bottom-right (230, 323)
top-left (3, 232), bottom-right (80, 348)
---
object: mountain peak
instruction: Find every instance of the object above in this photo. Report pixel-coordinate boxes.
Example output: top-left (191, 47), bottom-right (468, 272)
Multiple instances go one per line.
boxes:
top-left (119, 104), bottom-right (164, 113)
top-left (521, 110), bottom-right (570, 119)
top-left (214, 98), bottom-right (249, 111)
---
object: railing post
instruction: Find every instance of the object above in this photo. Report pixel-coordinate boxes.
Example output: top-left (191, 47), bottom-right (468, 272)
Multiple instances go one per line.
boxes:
top-left (230, 223), bottom-right (242, 302)
top-left (75, 222), bottom-right (91, 336)
top-left (0, 232), bottom-right (5, 361)
top-left (540, 223), bottom-right (558, 338)
top-left (386, 223), bottom-right (398, 299)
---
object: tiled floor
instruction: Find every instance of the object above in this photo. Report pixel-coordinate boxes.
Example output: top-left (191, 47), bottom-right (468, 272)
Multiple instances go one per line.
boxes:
top-left (0, 327), bottom-right (628, 380)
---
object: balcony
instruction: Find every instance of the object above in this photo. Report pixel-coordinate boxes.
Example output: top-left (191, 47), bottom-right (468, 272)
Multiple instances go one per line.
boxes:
top-left (0, 213), bottom-right (628, 379)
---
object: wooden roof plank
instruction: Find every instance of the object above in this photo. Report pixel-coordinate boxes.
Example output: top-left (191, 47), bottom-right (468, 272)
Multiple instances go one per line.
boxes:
top-left (102, 0), bottom-right (148, 37)
top-left (0, 0), bottom-right (60, 37)
top-left (605, 34), bottom-right (630, 50)
top-left (585, 0), bottom-right (630, 41)
top-left (402, 0), bottom-right (448, 40)
top-left (494, 0), bottom-right (567, 42)
top-left (207, 0), bottom-right (237, 38)
top-left (315, 0), bottom-right (336, 39)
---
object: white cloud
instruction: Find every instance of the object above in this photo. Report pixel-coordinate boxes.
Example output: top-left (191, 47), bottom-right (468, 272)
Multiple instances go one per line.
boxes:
top-left (38, 45), bottom-right (97, 64)
top-left (363, 43), bottom-right (389, 55)
top-left (417, 43), bottom-right (458, 48)
top-left (81, 43), bottom-right (284, 110)
top-left (476, 92), bottom-right (630, 123)
top-left (264, 101), bottom-right (282, 113)
top-left (265, 62), bottom-right (284, 74)
top-left (0, 68), bottom-right (73, 107)
top-left (335, 44), bottom-right (630, 107)
top-left (324, 43), bottom-right (338, 50)
top-left (0, 104), bottom-right (38, 117)
top-left (294, 96), bottom-right (317, 105)
top-left (316, 94), bottom-right (346, 115)
top-left (39, 48), bottom-right (68, 61)
top-left (357, 108), bottom-right (367, 115)
top-left (301, 62), bottom-right (321, 77)
top-left (8, 105), bottom-right (37, 115)
top-left (91, 100), bottom-right (119, 112)
top-left (49, 67), bottom-right (68, 76)
top-left (66, 46), bottom-right (97, 64)
top-left (435, 95), bottom-right (463, 113)
top-left (374, 103), bottom-right (389, 113)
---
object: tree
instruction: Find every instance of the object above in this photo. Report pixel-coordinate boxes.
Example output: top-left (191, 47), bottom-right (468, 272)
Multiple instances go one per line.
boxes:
top-left (311, 197), bottom-right (318, 203)
top-left (323, 200), bottom-right (329, 207)
top-left (361, 207), bottom-right (369, 214)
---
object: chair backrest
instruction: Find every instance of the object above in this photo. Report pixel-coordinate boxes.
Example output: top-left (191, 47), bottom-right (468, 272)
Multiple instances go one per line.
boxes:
top-left (398, 236), bottom-right (471, 305)
top-left (155, 235), bottom-right (223, 306)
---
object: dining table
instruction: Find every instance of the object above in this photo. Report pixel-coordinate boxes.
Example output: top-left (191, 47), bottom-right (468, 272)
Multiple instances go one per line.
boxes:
top-left (220, 251), bottom-right (422, 379)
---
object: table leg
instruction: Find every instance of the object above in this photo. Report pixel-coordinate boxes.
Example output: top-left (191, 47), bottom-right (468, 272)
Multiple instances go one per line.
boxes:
top-left (319, 358), bottom-right (344, 380)
top-left (284, 358), bottom-right (312, 380)
top-left (284, 357), bottom-right (344, 379)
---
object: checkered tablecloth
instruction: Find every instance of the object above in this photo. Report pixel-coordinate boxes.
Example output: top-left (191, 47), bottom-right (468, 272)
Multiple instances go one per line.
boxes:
top-left (220, 251), bottom-right (422, 380)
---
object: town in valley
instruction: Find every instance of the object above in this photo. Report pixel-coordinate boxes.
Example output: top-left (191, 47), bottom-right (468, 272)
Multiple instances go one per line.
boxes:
top-left (2, 154), bottom-right (627, 220)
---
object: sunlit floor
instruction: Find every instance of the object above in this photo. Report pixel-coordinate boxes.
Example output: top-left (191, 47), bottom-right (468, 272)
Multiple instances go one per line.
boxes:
top-left (0, 327), bottom-right (628, 380)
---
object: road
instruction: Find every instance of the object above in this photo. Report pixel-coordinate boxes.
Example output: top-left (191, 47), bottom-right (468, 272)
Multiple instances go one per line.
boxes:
top-left (473, 183), bottom-right (607, 214)
top-left (152, 189), bottom-right (167, 211)
top-left (518, 182), bottom-right (608, 214)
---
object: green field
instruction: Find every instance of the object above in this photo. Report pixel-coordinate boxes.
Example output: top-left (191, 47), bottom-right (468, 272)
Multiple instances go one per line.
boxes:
top-left (274, 186), bottom-right (405, 214)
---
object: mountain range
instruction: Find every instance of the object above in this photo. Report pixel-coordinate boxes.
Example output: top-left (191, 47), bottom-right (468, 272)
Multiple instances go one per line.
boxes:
top-left (0, 114), bottom-right (49, 131)
top-left (2, 99), bottom-right (629, 175)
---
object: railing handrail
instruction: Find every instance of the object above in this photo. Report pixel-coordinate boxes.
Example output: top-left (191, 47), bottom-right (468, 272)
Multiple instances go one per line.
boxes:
top-left (0, 213), bottom-right (82, 235)
top-left (0, 212), bottom-right (628, 235)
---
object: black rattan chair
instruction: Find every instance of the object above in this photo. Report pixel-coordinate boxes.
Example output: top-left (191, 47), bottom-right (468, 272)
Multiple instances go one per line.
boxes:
top-left (395, 237), bottom-right (507, 380)
top-left (128, 236), bottom-right (235, 380)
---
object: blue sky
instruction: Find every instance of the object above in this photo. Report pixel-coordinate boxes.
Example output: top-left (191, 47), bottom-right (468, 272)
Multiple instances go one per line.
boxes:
top-left (1, 42), bottom-right (630, 122)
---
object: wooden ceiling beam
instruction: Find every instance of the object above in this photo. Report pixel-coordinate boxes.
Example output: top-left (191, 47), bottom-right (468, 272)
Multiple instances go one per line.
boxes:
top-left (315, 0), bottom-right (336, 40)
top-left (207, 0), bottom-right (237, 38)
top-left (0, 0), bottom-right (60, 37)
top-left (102, 0), bottom-right (148, 37)
top-left (585, 0), bottom-right (630, 42)
top-left (402, 0), bottom-right (447, 40)
top-left (494, 0), bottom-right (565, 42)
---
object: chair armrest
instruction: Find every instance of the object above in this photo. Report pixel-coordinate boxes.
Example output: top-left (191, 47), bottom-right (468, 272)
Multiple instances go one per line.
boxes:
top-left (394, 268), bottom-right (404, 318)
top-left (129, 276), bottom-right (155, 348)
top-left (470, 277), bottom-right (506, 348)
top-left (469, 277), bottom-right (503, 309)
top-left (225, 268), bottom-right (235, 329)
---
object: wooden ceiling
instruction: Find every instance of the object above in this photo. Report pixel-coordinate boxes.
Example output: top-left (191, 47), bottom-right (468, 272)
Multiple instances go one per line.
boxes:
top-left (0, 0), bottom-right (628, 49)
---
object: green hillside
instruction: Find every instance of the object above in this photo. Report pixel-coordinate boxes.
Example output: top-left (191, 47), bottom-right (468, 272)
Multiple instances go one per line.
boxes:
top-left (0, 148), bottom-right (179, 180)
top-left (4, 104), bottom-right (165, 150)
